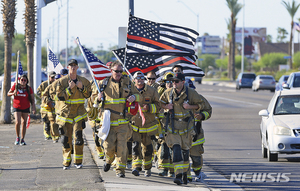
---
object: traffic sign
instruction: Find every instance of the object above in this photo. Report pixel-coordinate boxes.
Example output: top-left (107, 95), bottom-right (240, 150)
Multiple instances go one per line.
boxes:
top-left (283, 56), bottom-right (291, 59)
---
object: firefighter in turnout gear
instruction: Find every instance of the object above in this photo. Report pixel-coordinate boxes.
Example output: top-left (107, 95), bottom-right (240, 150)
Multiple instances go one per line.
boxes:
top-left (55, 59), bottom-right (92, 170)
top-left (130, 71), bottom-right (160, 177)
top-left (160, 72), bottom-right (206, 185)
top-left (41, 74), bottom-right (63, 143)
top-left (42, 70), bottom-right (69, 143)
top-left (146, 71), bottom-right (160, 90)
top-left (37, 71), bottom-right (56, 140)
top-left (97, 61), bottom-right (136, 178)
top-left (157, 71), bottom-right (175, 177)
top-left (189, 98), bottom-right (212, 182)
top-left (87, 79), bottom-right (104, 159)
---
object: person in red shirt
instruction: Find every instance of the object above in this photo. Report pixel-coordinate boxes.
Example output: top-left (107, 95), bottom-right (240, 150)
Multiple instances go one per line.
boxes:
top-left (7, 74), bottom-right (36, 145)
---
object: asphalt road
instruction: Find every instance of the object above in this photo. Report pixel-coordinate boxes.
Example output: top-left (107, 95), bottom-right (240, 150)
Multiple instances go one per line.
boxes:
top-left (197, 83), bottom-right (300, 191)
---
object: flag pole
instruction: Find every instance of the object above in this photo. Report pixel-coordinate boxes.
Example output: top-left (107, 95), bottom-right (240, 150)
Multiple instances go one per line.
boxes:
top-left (15, 51), bottom-right (20, 89)
top-left (47, 39), bottom-right (50, 86)
top-left (75, 37), bottom-right (101, 93)
top-left (112, 50), bottom-right (133, 80)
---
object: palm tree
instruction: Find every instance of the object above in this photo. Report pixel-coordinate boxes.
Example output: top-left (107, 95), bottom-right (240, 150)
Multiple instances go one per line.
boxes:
top-left (226, 18), bottom-right (232, 79)
top-left (226, 0), bottom-right (242, 81)
top-left (276, 27), bottom-right (288, 42)
top-left (24, 0), bottom-right (36, 89)
top-left (0, 0), bottom-right (17, 124)
top-left (282, 0), bottom-right (300, 69)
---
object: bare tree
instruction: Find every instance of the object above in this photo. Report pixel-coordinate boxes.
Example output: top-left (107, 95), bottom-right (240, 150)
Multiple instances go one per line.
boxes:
top-left (24, 0), bottom-right (36, 89)
top-left (0, 0), bottom-right (17, 124)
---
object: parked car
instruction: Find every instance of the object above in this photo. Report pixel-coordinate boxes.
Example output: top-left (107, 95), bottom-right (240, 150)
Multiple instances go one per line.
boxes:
top-left (259, 89), bottom-right (300, 161)
top-left (276, 75), bottom-right (289, 91)
top-left (252, 75), bottom-right (276, 92)
top-left (236, 72), bottom-right (256, 90)
top-left (283, 72), bottom-right (300, 90)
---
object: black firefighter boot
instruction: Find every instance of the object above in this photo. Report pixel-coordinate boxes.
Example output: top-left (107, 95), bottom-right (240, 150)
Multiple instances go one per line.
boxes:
top-left (173, 173), bottom-right (183, 185)
top-left (183, 172), bottom-right (188, 184)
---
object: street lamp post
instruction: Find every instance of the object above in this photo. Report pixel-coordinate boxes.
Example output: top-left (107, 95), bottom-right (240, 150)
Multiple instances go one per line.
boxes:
top-left (241, 0), bottom-right (245, 73)
top-left (177, 0), bottom-right (199, 66)
top-left (65, 0), bottom-right (69, 67)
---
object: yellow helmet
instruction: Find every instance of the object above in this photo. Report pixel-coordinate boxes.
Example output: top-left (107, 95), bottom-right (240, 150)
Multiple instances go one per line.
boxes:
top-left (162, 71), bottom-right (175, 81)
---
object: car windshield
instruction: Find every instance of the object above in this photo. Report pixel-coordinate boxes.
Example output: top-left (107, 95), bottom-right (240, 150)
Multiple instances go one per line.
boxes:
top-left (242, 74), bottom-right (256, 79)
top-left (293, 76), bottom-right (300, 87)
top-left (274, 95), bottom-right (300, 115)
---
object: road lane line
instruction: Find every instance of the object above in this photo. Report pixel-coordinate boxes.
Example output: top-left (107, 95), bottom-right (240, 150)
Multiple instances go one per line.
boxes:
top-left (206, 95), bottom-right (262, 106)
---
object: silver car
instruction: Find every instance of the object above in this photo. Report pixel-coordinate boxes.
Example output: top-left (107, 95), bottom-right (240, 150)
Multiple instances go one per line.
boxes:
top-left (252, 75), bottom-right (276, 92)
top-left (259, 90), bottom-right (300, 161)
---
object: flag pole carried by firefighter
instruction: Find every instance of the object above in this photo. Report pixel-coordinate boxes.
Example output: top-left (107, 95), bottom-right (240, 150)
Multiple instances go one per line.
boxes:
top-left (76, 37), bottom-right (112, 120)
top-left (76, 37), bottom-right (111, 93)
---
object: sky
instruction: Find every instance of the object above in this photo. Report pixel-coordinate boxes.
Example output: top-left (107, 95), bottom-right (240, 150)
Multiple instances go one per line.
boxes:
top-left (0, 0), bottom-right (299, 53)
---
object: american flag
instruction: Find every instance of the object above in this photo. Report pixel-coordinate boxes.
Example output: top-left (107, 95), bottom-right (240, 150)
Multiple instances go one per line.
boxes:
top-left (126, 15), bottom-right (199, 56)
top-left (48, 45), bottom-right (64, 74)
top-left (112, 48), bottom-right (204, 78)
top-left (76, 38), bottom-right (111, 80)
top-left (294, 22), bottom-right (300, 32)
top-left (18, 59), bottom-right (23, 76)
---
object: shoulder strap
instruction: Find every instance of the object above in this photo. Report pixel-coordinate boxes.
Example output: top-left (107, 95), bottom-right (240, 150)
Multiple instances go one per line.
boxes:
top-left (185, 86), bottom-right (189, 103)
top-left (100, 77), bottom-right (110, 92)
top-left (169, 88), bottom-right (174, 104)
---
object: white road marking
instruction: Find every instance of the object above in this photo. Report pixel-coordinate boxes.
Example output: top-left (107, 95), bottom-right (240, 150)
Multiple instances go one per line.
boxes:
top-left (207, 95), bottom-right (263, 106)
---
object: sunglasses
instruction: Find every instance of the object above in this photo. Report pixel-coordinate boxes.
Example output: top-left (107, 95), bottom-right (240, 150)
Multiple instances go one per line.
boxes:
top-left (112, 69), bottom-right (123, 73)
top-left (135, 76), bottom-right (145, 80)
top-left (50, 76), bottom-right (55, 78)
top-left (21, 79), bottom-right (27, 82)
top-left (147, 78), bottom-right (156, 80)
top-left (172, 80), bottom-right (181, 83)
top-left (165, 81), bottom-right (172, 84)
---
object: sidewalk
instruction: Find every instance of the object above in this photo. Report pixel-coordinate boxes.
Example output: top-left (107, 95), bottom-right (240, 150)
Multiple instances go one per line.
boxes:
top-left (0, 122), bottom-right (104, 191)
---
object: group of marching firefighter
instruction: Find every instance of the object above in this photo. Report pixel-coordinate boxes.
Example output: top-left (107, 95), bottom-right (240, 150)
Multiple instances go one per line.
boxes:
top-left (38, 59), bottom-right (212, 185)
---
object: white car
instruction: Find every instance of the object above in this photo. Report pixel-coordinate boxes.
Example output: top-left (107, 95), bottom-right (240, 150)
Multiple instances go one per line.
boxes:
top-left (259, 89), bottom-right (300, 161)
top-left (252, 75), bottom-right (276, 92)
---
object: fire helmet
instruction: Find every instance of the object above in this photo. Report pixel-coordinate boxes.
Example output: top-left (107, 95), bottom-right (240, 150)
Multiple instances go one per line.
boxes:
top-left (126, 101), bottom-right (138, 115)
top-left (162, 71), bottom-right (175, 81)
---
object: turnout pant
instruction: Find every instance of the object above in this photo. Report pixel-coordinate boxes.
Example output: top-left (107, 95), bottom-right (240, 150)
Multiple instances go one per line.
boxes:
top-left (103, 123), bottom-right (131, 174)
top-left (188, 130), bottom-right (205, 178)
top-left (165, 131), bottom-right (193, 176)
top-left (132, 131), bottom-right (153, 170)
top-left (61, 120), bottom-right (85, 167)
top-left (157, 140), bottom-right (171, 170)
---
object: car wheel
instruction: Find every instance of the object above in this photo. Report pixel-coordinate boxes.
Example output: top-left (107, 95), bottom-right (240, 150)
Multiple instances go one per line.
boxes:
top-left (267, 142), bottom-right (278, 162)
top-left (270, 89), bottom-right (275, 92)
top-left (262, 138), bottom-right (267, 158)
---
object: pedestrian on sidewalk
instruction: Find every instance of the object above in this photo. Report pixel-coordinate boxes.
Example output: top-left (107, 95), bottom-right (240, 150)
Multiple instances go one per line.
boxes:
top-left (7, 74), bottom-right (36, 146)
